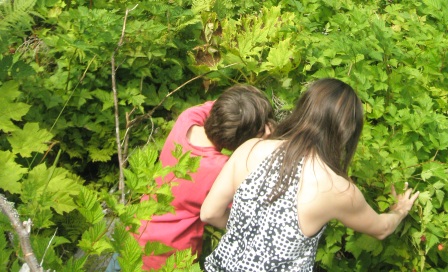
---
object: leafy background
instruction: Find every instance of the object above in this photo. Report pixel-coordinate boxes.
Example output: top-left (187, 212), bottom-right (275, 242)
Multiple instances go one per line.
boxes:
top-left (0, 0), bottom-right (447, 271)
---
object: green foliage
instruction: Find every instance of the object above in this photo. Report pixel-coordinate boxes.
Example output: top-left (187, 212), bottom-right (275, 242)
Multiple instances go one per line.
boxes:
top-left (0, 0), bottom-right (38, 35)
top-left (0, 0), bottom-right (447, 271)
top-left (194, 0), bottom-right (448, 271)
top-left (158, 249), bottom-right (201, 272)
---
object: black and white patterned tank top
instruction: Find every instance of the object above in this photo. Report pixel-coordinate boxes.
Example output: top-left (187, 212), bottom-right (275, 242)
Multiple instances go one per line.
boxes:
top-left (205, 151), bottom-right (326, 272)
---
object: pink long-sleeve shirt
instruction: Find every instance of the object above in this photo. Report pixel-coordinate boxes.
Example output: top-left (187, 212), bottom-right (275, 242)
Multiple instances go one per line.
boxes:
top-left (134, 101), bottom-right (229, 270)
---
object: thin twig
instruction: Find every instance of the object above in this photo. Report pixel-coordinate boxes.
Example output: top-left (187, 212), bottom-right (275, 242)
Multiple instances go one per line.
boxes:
top-left (40, 228), bottom-right (58, 266)
top-left (111, 5), bottom-right (138, 204)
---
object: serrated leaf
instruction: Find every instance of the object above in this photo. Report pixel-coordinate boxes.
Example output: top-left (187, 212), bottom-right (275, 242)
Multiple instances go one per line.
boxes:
top-left (8, 123), bottom-right (53, 157)
top-left (421, 162), bottom-right (448, 181)
top-left (87, 143), bottom-right (116, 162)
top-left (60, 256), bottom-right (88, 272)
top-left (351, 234), bottom-right (383, 256)
top-left (435, 190), bottom-right (445, 206)
top-left (144, 241), bottom-right (173, 256)
top-left (265, 38), bottom-right (293, 70)
top-left (78, 221), bottom-right (112, 255)
top-left (92, 89), bottom-right (114, 110)
top-left (76, 187), bottom-right (104, 224)
top-left (0, 226), bottom-right (13, 270)
top-left (0, 81), bottom-right (31, 133)
top-left (21, 164), bottom-right (80, 214)
top-left (425, 233), bottom-right (440, 254)
top-left (119, 241), bottom-right (143, 272)
top-left (418, 191), bottom-right (431, 205)
top-left (0, 151), bottom-right (26, 194)
top-left (171, 142), bottom-right (184, 159)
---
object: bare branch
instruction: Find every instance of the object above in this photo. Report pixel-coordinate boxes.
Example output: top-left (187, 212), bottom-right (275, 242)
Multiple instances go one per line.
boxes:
top-left (111, 5), bottom-right (138, 204)
top-left (0, 194), bottom-right (42, 272)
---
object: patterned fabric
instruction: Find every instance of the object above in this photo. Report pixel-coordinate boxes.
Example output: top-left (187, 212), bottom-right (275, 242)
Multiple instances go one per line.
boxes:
top-left (205, 151), bottom-right (326, 272)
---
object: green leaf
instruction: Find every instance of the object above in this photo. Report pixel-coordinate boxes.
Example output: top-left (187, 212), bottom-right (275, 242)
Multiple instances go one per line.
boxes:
top-left (60, 256), bottom-right (88, 272)
top-left (87, 139), bottom-right (116, 162)
top-left (92, 89), bottom-right (114, 111)
top-left (76, 187), bottom-right (104, 224)
top-left (0, 226), bottom-right (13, 270)
top-left (144, 241), bottom-right (173, 256)
top-left (0, 151), bottom-right (26, 194)
top-left (109, 224), bottom-right (143, 272)
top-left (346, 234), bottom-right (384, 257)
top-left (77, 221), bottom-right (112, 255)
top-left (171, 142), bottom-right (184, 159)
top-left (425, 233), bottom-right (440, 254)
top-left (11, 60), bottom-right (35, 79)
top-left (356, 234), bottom-right (383, 256)
top-left (160, 248), bottom-right (199, 272)
top-left (8, 123), bottom-right (53, 157)
top-left (0, 81), bottom-right (31, 132)
top-left (264, 38), bottom-right (293, 70)
top-left (418, 191), bottom-right (431, 205)
top-left (421, 162), bottom-right (448, 181)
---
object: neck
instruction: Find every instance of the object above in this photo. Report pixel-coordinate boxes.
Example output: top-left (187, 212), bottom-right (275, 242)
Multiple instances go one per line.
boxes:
top-left (187, 125), bottom-right (215, 148)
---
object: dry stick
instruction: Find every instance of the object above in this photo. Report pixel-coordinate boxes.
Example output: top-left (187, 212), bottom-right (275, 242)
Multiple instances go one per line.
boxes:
top-left (0, 194), bottom-right (43, 272)
top-left (111, 5), bottom-right (138, 204)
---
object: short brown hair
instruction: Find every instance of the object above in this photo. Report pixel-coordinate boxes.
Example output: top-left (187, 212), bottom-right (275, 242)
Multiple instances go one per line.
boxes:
top-left (204, 84), bottom-right (275, 151)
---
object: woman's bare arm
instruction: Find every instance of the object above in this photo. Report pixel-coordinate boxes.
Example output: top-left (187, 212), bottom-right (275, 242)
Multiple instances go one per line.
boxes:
top-left (335, 182), bottom-right (419, 240)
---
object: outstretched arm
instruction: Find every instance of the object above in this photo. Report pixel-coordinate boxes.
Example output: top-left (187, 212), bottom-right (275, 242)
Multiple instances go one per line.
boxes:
top-left (336, 182), bottom-right (419, 240)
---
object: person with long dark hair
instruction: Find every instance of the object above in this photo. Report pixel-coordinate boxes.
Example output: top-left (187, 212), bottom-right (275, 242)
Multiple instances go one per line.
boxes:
top-left (200, 78), bottom-right (419, 271)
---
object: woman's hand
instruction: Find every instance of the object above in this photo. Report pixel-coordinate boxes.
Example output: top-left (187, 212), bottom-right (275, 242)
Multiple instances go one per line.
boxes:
top-left (389, 182), bottom-right (420, 218)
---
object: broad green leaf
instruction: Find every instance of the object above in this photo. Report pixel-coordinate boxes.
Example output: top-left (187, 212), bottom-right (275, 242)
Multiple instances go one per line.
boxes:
top-left (87, 142), bottom-right (116, 162)
top-left (418, 191), bottom-right (431, 205)
top-left (0, 151), bottom-right (26, 194)
top-left (421, 162), bottom-right (448, 181)
top-left (0, 81), bottom-right (31, 132)
top-left (8, 123), bottom-right (53, 157)
top-left (348, 234), bottom-right (383, 256)
top-left (21, 164), bottom-right (80, 214)
top-left (265, 38), bottom-right (293, 70)
top-left (92, 89), bottom-right (114, 111)
top-left (51, 190), bottom-right (79, 214)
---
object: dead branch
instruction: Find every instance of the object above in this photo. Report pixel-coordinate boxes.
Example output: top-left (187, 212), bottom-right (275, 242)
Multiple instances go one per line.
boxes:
top-left (0, 194), bottom-right (43, 272)
top-left (111, 4), bottom-right (138, 204)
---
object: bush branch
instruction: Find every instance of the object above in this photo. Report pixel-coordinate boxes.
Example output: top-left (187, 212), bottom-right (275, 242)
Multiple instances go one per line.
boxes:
top-left (111, 5), bottom-right (138, 204)
top-left (0, 194), bottom-right (42, 272)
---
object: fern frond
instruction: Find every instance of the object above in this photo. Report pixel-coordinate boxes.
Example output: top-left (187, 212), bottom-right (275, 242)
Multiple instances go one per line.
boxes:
top-left (0, 0), bottom-right (38, 32)
top-left (192, 0), bottom-right (215, 12)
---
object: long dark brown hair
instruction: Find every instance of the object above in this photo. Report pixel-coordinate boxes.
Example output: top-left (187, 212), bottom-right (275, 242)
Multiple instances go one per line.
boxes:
top-left (267, 78), bottom-right (364, 202)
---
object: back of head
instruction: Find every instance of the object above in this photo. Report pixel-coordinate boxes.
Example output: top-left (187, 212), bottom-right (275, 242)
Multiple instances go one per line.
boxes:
top-left (204, 84), bottom-right (275, 151)
top-left (269, 78), bottom-right (364, 201)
